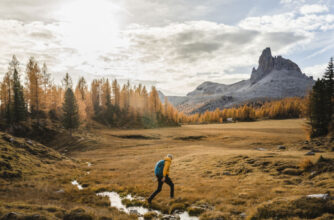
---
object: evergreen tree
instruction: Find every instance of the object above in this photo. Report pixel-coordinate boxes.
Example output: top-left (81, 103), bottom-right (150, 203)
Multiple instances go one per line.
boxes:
top-left (62, 88), bottom-right (79, 136)
top-left (308, 79), bottom-right (329, 137)
top-left (323, 57), bottom-right (334, 127)
top-left (12, 68), bottom-right (26, 123)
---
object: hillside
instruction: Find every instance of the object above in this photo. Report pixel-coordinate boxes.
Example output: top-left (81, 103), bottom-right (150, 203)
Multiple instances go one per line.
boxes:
top-left (166, 48), bottom-right (315, 114)
top-left (0, 132), bottom-right (132, 219)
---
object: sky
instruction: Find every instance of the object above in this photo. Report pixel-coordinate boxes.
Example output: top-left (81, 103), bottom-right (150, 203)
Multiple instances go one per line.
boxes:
top-left (0, 0), bottom-right (333, 96)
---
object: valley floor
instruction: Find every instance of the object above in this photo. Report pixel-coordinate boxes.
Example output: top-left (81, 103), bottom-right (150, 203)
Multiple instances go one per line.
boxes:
top-left (72, 119), bottom-right (334, 219)
top-left (1, 119), bottom-right (333, 219)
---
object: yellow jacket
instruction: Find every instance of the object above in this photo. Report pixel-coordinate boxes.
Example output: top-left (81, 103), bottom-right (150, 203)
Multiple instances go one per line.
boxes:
top-left (163, 157), bottom-right (172, 177)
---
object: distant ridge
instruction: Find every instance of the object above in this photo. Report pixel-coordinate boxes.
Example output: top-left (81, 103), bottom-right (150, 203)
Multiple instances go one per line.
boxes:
top-left (164, 47), bottom-right (314, 114)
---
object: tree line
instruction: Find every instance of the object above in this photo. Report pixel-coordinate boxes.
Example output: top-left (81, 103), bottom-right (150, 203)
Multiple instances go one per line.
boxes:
top-left (181, 97), bottom-right (306, 124)
top-left (0, 56), bottom-right (183, 134)
top-left (1, 55), bottom-right (331, 138)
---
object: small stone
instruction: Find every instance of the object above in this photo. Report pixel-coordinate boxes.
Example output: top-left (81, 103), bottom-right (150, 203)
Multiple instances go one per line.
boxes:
top-left (309, 171), bottom-right (318, 179)
top-left (129, 210), bottom-right (139, 216)
top-left (56, 189), bottom-right (64, 193)
top-left (301, 146), bottom-right (312, 150)
top-left (282, 168), bottom-right (302, 176)
top-left (161, 214), bottom-right (178, 220)
top-left (222, 171), bottom-right (231, 175)
top-left (305, 151), bottom-right (315, 156)
top-left (2, 212), bottom-right (21, 220)
top-left (307, 194), bottom-right (329, 200)
top-left (277, 145), bottom-right (286, 150)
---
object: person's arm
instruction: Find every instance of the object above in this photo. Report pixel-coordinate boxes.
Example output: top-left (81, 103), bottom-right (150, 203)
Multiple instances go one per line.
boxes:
top-left (162, 160), bottom-right (171, 180)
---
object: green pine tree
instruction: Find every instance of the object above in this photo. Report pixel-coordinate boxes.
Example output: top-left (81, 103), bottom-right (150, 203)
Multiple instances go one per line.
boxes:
top-left (323, 57), bottom-right (334, 130)
top-left (12, 68), bottom-right (27, 123)
top-left (62, 88), bottom-right (79, 136)
top-left (308, 79), bottom-right (329, 137)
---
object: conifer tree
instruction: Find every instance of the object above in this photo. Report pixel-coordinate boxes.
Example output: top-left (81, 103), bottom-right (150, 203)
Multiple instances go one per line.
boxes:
top-left (308, 79), bottom-right (328, 137)
top-left (324, 57), bottom-right (334, 128)
top-left (12, 68), bottom-right (26, 123)
top-left (62, 88), bottom-right (79, 136)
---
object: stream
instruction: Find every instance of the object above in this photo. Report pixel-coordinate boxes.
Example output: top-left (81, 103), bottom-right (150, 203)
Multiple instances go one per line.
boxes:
top-left (97, 191), bottom-right (198, 220)
top-left (71, 180), bottom-right (199, 220)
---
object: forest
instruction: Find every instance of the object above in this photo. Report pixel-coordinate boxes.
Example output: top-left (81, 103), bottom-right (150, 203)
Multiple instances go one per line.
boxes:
top-left (0, 55), bottom-right (332, 138)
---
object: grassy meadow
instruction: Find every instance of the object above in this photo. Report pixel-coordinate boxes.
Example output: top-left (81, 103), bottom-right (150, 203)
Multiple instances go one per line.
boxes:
top-left (71, 119), bottom-right (334, 219)
top-left (1, 119), bottom-right (333, 219)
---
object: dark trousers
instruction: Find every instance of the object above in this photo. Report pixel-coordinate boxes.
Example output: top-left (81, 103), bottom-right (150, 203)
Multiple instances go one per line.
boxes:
top-left (148, 175), bottom-right (174, 201)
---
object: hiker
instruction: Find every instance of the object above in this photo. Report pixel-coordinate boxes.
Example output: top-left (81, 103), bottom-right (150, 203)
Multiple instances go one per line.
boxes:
top-left (148, 154), bottom-right (174, 204)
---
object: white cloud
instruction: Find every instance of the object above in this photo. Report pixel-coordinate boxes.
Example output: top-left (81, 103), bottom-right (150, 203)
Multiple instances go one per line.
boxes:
top-left (303, 63), bottom-right (327, 80)
top-left (300, 4), bottom-right (329, 14)
top-left (0, 0), bottom-right (334, 95)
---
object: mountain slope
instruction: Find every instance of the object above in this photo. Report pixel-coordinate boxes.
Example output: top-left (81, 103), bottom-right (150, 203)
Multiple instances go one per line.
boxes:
top-left (167, 47), bottom-right (314, 114)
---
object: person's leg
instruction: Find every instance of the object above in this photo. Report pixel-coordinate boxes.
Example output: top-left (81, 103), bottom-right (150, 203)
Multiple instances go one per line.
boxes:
top-left (148, 176), bottom-right (164, 202)
top-left (164, 175), bottom-right (174, 198)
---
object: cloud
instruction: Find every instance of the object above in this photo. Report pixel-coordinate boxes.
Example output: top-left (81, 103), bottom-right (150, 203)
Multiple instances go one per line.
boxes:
top-left (0, 0), bottom-right (333, 96)
top-left (303, 63), bottom-right (327, 80)
top-left (119, 20), bottom-right (311, 94)
top-left (300, 4), bottom-right (329, 14)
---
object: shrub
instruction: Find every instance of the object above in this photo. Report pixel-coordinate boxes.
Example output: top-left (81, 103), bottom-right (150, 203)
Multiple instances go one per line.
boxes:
top-left (299, 158), bottom-right (314, 171)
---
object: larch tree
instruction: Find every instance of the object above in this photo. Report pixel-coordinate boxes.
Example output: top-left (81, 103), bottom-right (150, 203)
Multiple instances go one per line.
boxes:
top-left (41, 63), bottom-right (52, 111)
top-left (91, 79), bottom-right (101, 115)
top-left (75, 77), bottom-right (88, 119)
top-left (112, 79), bottom-right (120, 107)
top-left (26, 57), bottom-right (43, 120)
top-left (62, 73), bottom-right (73, 90)
top-left (149, 86), bottom-right (161, 114)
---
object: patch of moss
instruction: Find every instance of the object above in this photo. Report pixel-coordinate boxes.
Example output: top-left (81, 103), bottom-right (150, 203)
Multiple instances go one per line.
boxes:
top-left (143, 211), bottom-right (158, 220)
top-left (187, 206), bottom-right (206, 216)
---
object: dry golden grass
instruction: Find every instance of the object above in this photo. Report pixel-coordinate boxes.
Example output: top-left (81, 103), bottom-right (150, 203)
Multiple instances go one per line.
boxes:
top-left (1, 119), bottom-right (333, 219)
top-left (70, 119), bottom-right (334, 219)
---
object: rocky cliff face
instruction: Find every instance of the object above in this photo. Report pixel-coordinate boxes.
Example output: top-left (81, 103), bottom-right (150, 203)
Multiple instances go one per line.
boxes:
top-left (167, 47), bottom-right (314, 114)
top-left (250, 47), bottom-right (302, 84)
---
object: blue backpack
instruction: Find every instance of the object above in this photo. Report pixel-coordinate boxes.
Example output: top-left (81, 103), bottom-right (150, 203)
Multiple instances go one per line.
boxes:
top-left (154, 160), bottom-right (165, 177)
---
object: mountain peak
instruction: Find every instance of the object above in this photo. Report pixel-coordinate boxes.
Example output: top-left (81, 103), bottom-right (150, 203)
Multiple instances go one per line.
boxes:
top-left (250, 47), bottom-right (302, 84)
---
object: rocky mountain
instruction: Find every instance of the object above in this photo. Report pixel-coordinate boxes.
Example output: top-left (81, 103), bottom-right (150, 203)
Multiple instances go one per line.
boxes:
top-left (166, 47), bottom-right (314, 114)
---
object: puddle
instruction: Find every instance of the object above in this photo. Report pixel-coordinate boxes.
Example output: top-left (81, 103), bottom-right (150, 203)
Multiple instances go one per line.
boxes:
top-left (307, 194), bottom-right (329, 199)
top-left (71, 180), bottom-right (83, 190)
top-left (97, 191), bottom-right (199, 220)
